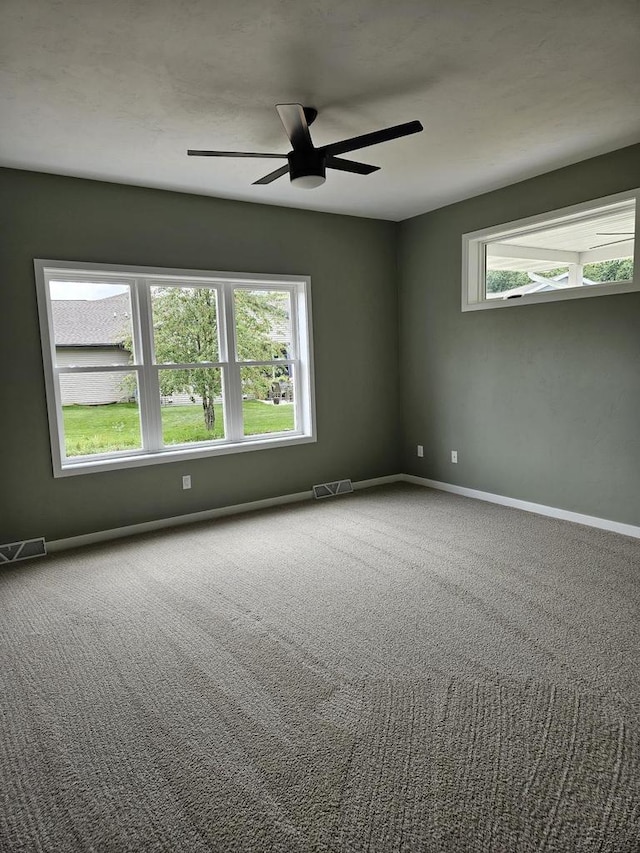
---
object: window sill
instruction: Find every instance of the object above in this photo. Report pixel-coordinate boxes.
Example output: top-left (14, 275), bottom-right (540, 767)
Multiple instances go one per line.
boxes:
top-left (54, 433), bottom-right (316, 477)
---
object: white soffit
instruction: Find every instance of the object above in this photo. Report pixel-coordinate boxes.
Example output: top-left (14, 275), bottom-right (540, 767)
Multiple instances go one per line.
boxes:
top-left (1, 0), bottom-right (639, 221)
top-left (499, 206), bottom-right (636, 253)
top-left (486, 200), bottom-right (636, 271)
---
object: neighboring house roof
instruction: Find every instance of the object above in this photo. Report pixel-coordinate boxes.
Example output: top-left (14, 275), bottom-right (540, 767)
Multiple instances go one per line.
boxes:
top-left (52, 293), bottom-right (130, 346)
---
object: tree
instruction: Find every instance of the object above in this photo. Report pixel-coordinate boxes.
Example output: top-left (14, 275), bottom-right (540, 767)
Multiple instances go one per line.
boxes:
top-left (149, 287), bottom-right (287, 432)
top-left (233, 289), bottom-right (290, 405)
top-left (485, 269), bottom-right (531, 293)
top-left (486, 257), bottom-right (633, 294)
top-left (583, 258), bottom-right (634, 282)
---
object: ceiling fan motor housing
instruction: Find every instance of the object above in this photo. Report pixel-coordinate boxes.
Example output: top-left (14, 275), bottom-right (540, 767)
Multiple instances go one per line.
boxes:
top-left (288, 149), bottom-right (326, 188)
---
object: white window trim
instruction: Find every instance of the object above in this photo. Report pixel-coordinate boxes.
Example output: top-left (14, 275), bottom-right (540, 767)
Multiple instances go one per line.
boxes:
top-left (34, 260), bottom-right (316, 477)
top-left (462, 188), bottom-right (639, 312)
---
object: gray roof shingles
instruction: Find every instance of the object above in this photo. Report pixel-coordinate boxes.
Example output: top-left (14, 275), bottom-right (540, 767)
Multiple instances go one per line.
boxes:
top-left (52, 293), bottom-right (131, 346)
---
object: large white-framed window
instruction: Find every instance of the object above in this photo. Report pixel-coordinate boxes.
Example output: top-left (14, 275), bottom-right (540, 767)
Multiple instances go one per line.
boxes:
top-left (34, 261), bottom-right (316, 476)
top-left (462, 189), bottom-right (638, 311)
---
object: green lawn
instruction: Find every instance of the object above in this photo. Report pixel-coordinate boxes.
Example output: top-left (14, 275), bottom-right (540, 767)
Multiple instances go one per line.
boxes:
top-left (62, 401), bottom-right (294, 456)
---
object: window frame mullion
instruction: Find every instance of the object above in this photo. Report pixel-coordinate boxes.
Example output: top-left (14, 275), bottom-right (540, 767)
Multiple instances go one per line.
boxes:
top-left (135, 280), bottom-right (162, 451)
top-left (289, 287), bottom-right (302, 432)
top-left (220, 283), bottom-right (244, 442)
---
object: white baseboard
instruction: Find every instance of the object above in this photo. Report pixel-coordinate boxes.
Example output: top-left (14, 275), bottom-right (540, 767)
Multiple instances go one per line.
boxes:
top-left (352, 474), bottom-right (401, 491)
top-left (46, 474), bottom-right (403, 553)
top-left (401, 474), bottom-right (640, 540)
top-left (44, 471), bottom-right (639, 553)
top-left (47, 488), bottom-right (314, 552)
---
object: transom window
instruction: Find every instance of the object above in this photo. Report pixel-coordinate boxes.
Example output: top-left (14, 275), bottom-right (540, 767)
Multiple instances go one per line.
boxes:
top-left (462, 189), bottom-right (638, 311)
top-left (35, 262), bottom-right (315, 476)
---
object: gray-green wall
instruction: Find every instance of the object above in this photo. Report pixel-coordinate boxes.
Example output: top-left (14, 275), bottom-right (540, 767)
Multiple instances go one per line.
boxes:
top-left (2, 144), bottom-right (639, 544)
top-left (399, 144), bottom-right (640, 526)
top-left (0, 169), bottom-right (399, 542)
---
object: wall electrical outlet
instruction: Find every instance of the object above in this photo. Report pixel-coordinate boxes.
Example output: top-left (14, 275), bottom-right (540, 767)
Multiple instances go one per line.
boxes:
top-left (182, 475), bottom-right (192, 490)
top-left (417, 445), bottom-right (424, 458)
top-left (451, 450), bottom-right (458, 463)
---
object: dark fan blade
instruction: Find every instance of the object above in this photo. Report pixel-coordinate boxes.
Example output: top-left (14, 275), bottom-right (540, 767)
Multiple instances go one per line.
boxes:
top-left (326, 156), bottom-right (380, 175)
top-left (187, 150), bottom-right (287, 158)
top-left (589, 237), bottom-right (634, 249)
top-left (253, 164), bottom-right (290, 185)
top-left (321, 120), bottom-right (423, 157)
top-left (276, 104), bottom-right (313, 151)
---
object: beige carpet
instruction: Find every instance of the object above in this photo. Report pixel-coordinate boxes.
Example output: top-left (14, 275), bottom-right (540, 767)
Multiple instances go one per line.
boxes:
top-left (1, 484), bottom-right (639, 851)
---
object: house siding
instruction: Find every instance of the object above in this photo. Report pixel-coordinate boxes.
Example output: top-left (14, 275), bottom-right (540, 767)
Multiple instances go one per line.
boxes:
top-left (57, 347), bottom-right (132, 405)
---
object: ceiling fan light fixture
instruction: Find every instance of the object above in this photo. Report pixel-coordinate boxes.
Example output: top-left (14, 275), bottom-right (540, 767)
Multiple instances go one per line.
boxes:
top-left (288, 149), bottom-right (326, 189)
top-left (290, 173), bottom-right (326, 189)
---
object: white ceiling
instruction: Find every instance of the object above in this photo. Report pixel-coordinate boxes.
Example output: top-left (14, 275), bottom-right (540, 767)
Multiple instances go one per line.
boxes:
top-left (1, 0), bottom-right (639, 221)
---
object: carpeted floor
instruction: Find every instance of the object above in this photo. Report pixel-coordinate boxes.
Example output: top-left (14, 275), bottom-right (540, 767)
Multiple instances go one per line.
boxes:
top-left (1, 483), bottom-right (639, 852)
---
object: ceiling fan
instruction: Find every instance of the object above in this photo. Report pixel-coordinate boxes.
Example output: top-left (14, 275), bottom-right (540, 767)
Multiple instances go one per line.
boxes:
top-left (589, 232), bottom-right (634, 250)
top-left (188, 104), bottom-right (423, 189)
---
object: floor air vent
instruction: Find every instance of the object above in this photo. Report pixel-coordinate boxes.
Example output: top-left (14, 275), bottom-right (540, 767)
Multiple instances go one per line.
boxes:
top-left (313, 479), bottom-right (354, 499)
top-left (0, 538), bottom-right (47, 564)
